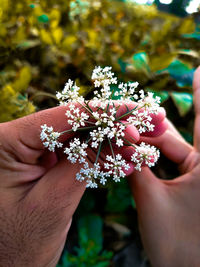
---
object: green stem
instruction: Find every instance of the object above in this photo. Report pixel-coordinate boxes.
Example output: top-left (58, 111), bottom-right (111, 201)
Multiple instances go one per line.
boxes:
top-left (95, 142), bottom-right (102, 164)
top-left (108, 138), bottom-right (115, 159)
top-left (60, 129), bottom-right (74, 135)
top-left (61, 125), bottom-right (97, 135)
top-left (106, 103), bottom-right (110, 113)
top-left (122, 137), bottom-right (137, 148)
top-left (84, 100), bottom-right (94, 113)
top-left (116, 105), bottom-right (139, 120)
top-left (85, 121), bottom-right (96, 125)
top-left (30, 92), bottom-right (58, 101)
top-left (78, 101), bottom-right (94, 117)
top-left (86, 137), bottom-right (92, 144)
top-left (77, 126), bottom-right (97, 131)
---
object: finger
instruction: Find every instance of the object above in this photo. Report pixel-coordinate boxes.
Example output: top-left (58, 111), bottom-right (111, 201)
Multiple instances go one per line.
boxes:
top-left (29, 159), bottom-right (86, 224)
top-left (6, 106), bottom-right (73, 150)
top-left (116, 103), bottom-right (166, 126)
top-left (141, 118), bottom-right (168, 137)
top-left (121, 122), bottom-right (192, 165)
top-left (165, 118), bottom-right (186, 140)
top-left (150, 107), bottom-right (166, 125)
top-left (140, 128), bottom-right (192, 164)
top-left (122, 121), bottom-right (140, 143)
top-left (128, 167), bottom-right (163, 206)
top-left (116, 102), bottom-right (137, 118)
top-left (193, 66), bottom-right (200, 151)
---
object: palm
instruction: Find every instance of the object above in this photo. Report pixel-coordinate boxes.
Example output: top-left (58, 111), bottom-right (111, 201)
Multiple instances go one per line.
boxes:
top-left (129, 67), bottom-right (200, 267)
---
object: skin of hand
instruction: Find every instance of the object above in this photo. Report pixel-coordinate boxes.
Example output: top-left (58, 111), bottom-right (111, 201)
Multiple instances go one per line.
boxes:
top-left (128, 66), bottom-right (200, 267)
top-left (0, 103), bottom-right (166, 266)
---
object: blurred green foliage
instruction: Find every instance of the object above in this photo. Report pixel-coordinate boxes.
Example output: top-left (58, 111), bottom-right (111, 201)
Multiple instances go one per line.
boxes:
top-left (0, 0), bottom-right (199, 122)
top-left (1, 0), bottom-right (200, 265)
top-left (57, 215), bottom-right (113, 267)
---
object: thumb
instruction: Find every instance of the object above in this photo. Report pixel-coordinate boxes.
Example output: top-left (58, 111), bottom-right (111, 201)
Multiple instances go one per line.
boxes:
top-left (128, 167), bottom-right (164, 210)
top-left (0, 106), bottom-right (74, 165)
top-left (9, 106), bottom-right (72, 150)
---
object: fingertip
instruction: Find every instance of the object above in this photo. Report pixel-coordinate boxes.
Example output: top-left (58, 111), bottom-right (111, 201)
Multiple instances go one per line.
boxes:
top-left (141, 118), bottom-right (168, 137)
top-left (150, 107), bottom-right (166, 125)
top-left (124, 162), bottom-right (135, 176)
top-left (123, 121), bottom-right (140, 143)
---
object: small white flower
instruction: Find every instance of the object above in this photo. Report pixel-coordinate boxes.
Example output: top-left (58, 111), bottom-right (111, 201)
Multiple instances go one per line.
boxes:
top-left (40, 124), bottom-right (63, 152)
top-left (131, 142), bottom-right (160, 171)
top-left (138, 92), bottom-right (161, 114)
top-left (92, 66), bottom-right (117, 88)
top-left (91, 66), bottom-right (117, 105)
top-left (56, 79), bottom-right (84, 105)
top-left (116, 138), bottom-right (123, 147)
top-left (66, 106), bottom-right (90, 131)
top-left (104, 154), bottom-right (130, 182)
top-left (127, 110), bottom-right (154, 133)
top-left (64, 138), bottom-right (88, 163)
top-left (90, 128), bottom-right (105, 148)
top-left (115, 82), bottom-right (139, 102)
top-left (76, 162), bottom-right (108, 188)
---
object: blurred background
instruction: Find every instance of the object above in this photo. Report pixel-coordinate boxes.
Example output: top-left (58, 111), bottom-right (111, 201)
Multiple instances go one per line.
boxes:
top-left (0, 0), bottom-right (199, 266)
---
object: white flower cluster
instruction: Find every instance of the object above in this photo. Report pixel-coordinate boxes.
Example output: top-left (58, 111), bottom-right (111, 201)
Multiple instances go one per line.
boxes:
top-left (56, 79), bottom-right (84, 105)
top-left (104, 154), bottom-right (130, 182)
top-left (64, 138), bottom-right (88, 164)
top-left (76, 162), bottom-right (109, 188)
top-left (66, 103), bottom-right (89, 131)
top-left (40, 124), bottom-right (63, 152)
top-left (131, 142), bottom-right (160, 171)
top-left (127, 110), bottom-right (154, 133)
top-left (115, 82), bottom-right (139, 102)
top-left (40, 66), bottom-right (161, 188)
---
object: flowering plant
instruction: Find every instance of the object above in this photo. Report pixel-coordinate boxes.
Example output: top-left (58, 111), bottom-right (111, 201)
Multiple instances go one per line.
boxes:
top-left (40, 66), bottom-right (161, 188)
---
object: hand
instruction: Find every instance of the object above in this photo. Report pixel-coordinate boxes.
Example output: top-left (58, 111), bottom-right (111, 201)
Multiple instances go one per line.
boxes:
top-left (0, 101), bottom-right (166, 266)
top-left (0, 107), bottom-right (86, 266)
top-left (128, 67), bottom-right (200, 267)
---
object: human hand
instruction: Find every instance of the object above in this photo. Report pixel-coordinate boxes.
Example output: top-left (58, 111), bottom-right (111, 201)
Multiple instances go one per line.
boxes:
top-left (128, 67), bottom-right (200, 267)
top-left (0, 102), bottom-right (166, 266)
top-left (0, 107), bottom-right (87, 266)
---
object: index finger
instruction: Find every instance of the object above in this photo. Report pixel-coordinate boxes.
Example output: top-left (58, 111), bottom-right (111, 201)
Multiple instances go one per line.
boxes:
top-left (5, 106), bottom-right (71, 150)
top-left (192, 66), bottom-right (200, 151)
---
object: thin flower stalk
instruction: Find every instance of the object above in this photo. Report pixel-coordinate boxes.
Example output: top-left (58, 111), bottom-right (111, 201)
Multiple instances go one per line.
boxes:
top-left (40, 66), bottom-right (161, 188)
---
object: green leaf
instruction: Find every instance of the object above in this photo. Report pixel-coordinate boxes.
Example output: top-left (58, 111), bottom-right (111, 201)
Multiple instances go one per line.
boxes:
top-left (78, 215), bottom-right (103, 250)
top-left (150, 53), bottom-right (176, 72)
top-left (29, 4), bottom-right (35, 8)
top-left (165, 59), bottom-right (191, 75)
top-left (163, 60), bottom-right (194, 87)
top-left (12, 66), bottom-right (32, 92)
top-left (183, 32), bottom-right (200, 40)
top-left (106, 179), bottom-right (132, 212)
top-left (95, 261), bottom-right (111, 267)
top-left (37, 14), bottom-right (49, 23)
top-left (118, 58), bottom-right (127, 73)
top-left (16, 40), bottom-right (41, 50)
top-left (131, 197), bottom-right (136, 209)
top-left (132, 52), bottom-right (150, 73)
top-left (171, 92), bottom-right (193, 116)
top-left (179, 130), bottom-right (193, 144)
top-left (76, 191), bottom-right (96, 216)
